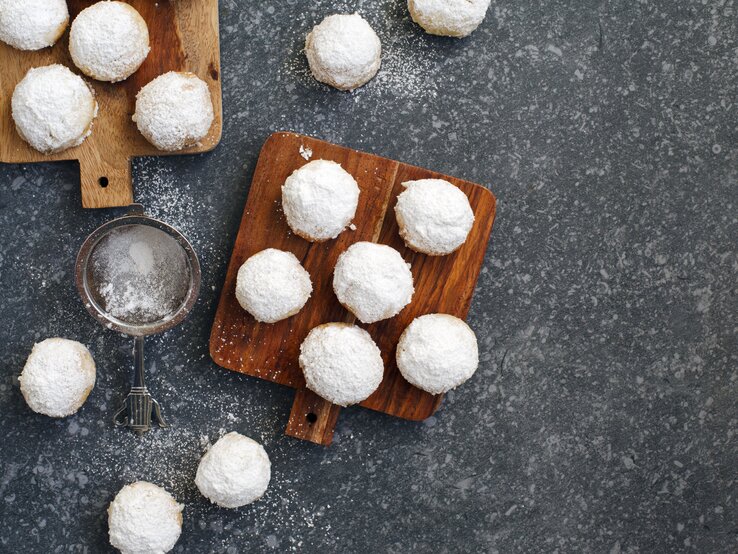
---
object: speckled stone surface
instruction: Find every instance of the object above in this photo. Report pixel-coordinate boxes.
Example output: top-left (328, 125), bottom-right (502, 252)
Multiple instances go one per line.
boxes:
top-left (1, 1), bottom-right (736, 552)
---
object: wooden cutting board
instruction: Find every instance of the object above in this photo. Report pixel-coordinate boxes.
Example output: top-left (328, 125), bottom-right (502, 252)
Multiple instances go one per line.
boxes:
top-left (210, 132), bottom-right (497, 446)
top-left (0, 0), bottom-right (222, 208)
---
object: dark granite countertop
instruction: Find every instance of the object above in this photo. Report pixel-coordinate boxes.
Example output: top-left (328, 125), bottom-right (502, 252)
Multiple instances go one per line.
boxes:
top-left (1, 1), bottom-right (736, 552)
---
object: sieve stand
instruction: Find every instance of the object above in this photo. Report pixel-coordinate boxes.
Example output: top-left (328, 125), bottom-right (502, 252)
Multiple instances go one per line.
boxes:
top-left (113, 336), bottom-right (168, 434)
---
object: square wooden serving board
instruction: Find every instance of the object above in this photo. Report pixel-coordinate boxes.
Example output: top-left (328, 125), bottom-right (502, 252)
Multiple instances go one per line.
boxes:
top-left (0, 0), bottom-right (222, 208)
top-left (210, 132), bottom-right (497, 445)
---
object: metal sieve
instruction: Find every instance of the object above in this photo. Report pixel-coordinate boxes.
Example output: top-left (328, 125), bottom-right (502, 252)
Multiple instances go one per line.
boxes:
top-left (75, 204), bottom-right (201, 434)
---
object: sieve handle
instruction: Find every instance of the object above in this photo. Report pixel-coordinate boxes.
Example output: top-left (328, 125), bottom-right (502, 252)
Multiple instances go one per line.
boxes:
top-left (113, 337), bottom-right (169, 434)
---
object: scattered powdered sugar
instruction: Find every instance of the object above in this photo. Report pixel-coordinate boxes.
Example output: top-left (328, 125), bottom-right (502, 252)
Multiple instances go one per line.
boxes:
top-left (90, 225), bottom-right (190, 325)
top-left (299, 323), bottom-right (384, 406)
top-left (18, 338), bottom-right (96, 418)
top-left (0, 0), bottom-right (68, 51)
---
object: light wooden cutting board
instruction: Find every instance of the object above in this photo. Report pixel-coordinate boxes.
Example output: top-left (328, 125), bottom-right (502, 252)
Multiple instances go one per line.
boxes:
top-left (0, 0), bottom-right (222, 208)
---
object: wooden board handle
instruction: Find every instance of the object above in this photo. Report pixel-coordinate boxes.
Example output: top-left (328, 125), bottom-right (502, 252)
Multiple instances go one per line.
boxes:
top-left (285, 389), bottom-right (341, 446)
top-left (79, 153), bottom-right (134, 209)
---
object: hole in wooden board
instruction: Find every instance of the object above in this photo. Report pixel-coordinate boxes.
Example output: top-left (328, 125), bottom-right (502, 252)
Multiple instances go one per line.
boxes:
top-left (306, 412), bottom-right (318, 424)
top-left (99, 177), bottom-right (109, 188)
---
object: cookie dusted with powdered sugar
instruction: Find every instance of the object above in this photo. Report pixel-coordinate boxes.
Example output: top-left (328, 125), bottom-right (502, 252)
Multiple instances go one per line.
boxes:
top-left (133, 71), bottom-right (214, 151)
top-left (108, 482), bottom-right (183, 554)
top-left (196, 432), bottom-right (271, 508)
top-left (235, 248), bottom-right (313, 323)
top-left (408, 0), bottom-right (491, 38)
top-left (19, 338), bottom-right (96, 418)
top-left (0, 0), bottom-right (68, 51)
top-left (397, 314), bottom-right (479, 395)
top-left (332, 242), bottom-right (414, 324)
top-left (69, 1), bottom-right (149, 82)
top-left (281, 159), bottom-right (360, 242)
top-left (305, 13), bottom-right (381, 91)
top-left (299, 323), bottom-right (384, 406)
top-left (395, 178), bottom-right (475, 256)
top-left (12, 65), bottom-right (98, 154)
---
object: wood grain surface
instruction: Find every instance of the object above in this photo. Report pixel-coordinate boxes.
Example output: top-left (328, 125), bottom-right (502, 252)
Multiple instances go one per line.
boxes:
top-left (210, 132), bottom-right (497, 445)
top-left (0, 0), bottom-right (222, 208)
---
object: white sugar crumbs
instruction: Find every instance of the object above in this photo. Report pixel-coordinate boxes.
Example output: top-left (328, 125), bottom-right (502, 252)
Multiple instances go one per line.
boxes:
top-left (299, 144), bottom-right (313, 160)
top-left (90, 225), bottom-right (190, 325)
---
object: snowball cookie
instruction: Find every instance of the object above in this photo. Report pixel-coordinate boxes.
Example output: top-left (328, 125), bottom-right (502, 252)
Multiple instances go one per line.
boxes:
top-left (12, 65), bottom-right (98, 154)
top-left (408, 0), bottom-right (491, 38)
top-left (235, 248), bottom-right (313, 323)
top-left (133, 71), bottom-right (215, 151)
top-left (195, 432), bottom-right (271, 508)
top-left (397, 314), bottom-right (479, 394)
top-left (69, 1), bottom-right (149, 82)
top-left (19, 338), bottom-right (96, 418)
top-left (282, 159), bottom-right (360, 242)
top-left (395, 179), bottom-right (475, 256)
top-left (299, 323), bottom-right (384, 406)
top-left (333, 242), bottom-right (414, 324)
top-left (0, 0), bottom-right (69, 51)
top-left (108, 481), bottom-right (183, 554)
top-left (305, 13), bottom-right (381, 91)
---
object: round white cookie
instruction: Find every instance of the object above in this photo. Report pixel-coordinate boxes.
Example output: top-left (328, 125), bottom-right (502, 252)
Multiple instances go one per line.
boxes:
top-left (395, 179), bottom-right (475, 255)
top-left (108, 481), bottom-right (183, 554)
top-left (133, 71), bottom-right (214, 151)
top-left (195, 432), bottom-right (271, 509)
top-left (397, 314), bottom-right (479, 394)
top-left (0, 0), bottom-right (69, 51)
top-left (69, 1), bottom-right (150, 82)
top-left (299, 323), bottom-right (384, 406)
top-left (282, 159), bottom-right (360, 242)
top-left (333, 242), bottom-right (414, 324)
top-left (408, 0), bottom-right (491, 38)
top-left (19, 338), bottom-right (96, 418)
top-left (12, 65), bottom-right (98, 154)
top-left (305, 13), bottom-right (381, 91)
top-left (235, 248), bottom-right (312, 323)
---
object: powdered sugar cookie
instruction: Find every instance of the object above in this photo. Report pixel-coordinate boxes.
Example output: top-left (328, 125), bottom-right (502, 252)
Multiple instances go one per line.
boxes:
top-left (299, 323), bottom-right (384, 406)
top-left (281, 160), bottom-right (360, 242)
top-left (196, 432), bottom-right (271, 508)
top-left (235, 248), bottom-right (313, 323)
top-left (19, 338), bottom-right (96, 418)
top-left (305, 13), bottom-right (381, 91)
top-left (397, 314), bottom-right (479, 394)
top-left (408, 0), bottom-right (491, 38)
top-left (395, 179), bottom-right (475, 255)
top-left (108, 481), bottom-right (183, 554)
top-left (12, 64), bottom-right (98, 154)
top-left (133, 71), bottom-right (214, 151)
top-left (333, 242), bottom-right (414, 324)
top-left (0, 0), bottom-right (68, 51)
top-left (69, 1), bottom-right (150, 82)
